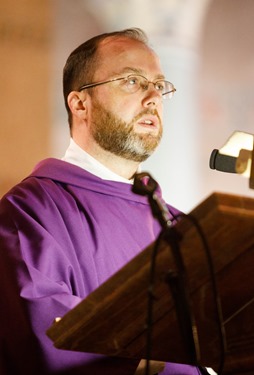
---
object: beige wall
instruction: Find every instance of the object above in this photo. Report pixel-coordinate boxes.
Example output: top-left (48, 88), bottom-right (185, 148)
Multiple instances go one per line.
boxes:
top-left (0, 0), bottom-right (51, 197)
top-left (198, 0), bottom-right (254, 201)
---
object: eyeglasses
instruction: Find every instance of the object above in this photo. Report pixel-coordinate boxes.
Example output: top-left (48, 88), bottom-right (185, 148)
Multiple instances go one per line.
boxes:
top-left (78, 74), bottom-right (176, 100)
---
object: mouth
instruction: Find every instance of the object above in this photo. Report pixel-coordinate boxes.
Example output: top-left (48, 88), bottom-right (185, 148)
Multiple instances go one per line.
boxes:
top-left (137, 115), bottom-right (160, 130)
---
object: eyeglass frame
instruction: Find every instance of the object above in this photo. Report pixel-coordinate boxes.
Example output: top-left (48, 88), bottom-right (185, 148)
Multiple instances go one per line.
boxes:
top-left (78, 74), bottom-right (176, 99)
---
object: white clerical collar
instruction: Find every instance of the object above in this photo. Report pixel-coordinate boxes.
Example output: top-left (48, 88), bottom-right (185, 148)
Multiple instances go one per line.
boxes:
top-left (62, 138), bottom-right (137, 184)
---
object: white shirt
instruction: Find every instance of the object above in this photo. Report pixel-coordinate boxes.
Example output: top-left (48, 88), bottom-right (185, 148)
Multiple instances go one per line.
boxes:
top-left (62, 138), bottom-right (135, 184)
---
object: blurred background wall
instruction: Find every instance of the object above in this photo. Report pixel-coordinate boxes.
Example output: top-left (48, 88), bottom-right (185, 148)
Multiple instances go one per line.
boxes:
top-left (1, 0), bottom-right (254, 212)
top-left (0, 0), bottom-right (51, 194)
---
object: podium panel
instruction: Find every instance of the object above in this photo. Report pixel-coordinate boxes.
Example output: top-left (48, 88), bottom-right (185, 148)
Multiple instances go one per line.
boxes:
top-left (47, 192), bottom-right (254, 374)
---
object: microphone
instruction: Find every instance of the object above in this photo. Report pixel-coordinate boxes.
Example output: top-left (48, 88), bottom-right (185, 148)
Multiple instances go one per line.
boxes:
top-left (209, 149), bottom-right (237, 173)
top-left (209, 131), bottom-right (254, 175)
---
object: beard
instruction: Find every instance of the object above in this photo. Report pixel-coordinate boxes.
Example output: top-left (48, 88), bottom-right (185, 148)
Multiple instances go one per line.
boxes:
top-left (90, 99), bottom-right (163, 162)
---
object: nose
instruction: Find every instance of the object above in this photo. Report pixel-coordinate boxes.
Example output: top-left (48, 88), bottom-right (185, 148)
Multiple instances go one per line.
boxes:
top-left (142, 84), bottom-right (162, 108)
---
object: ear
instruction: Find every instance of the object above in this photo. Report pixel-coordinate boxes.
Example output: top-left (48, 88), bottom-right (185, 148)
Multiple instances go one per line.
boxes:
top-left (67, 91), bottom-right (88, 120)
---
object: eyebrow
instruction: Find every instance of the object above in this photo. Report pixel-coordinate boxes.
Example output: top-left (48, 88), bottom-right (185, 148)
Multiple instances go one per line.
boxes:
top-left (114, 67), bottom-right (165, 80)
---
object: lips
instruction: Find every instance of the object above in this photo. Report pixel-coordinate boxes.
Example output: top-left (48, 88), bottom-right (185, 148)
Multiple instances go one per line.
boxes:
top-left (137, 115), bottom-right (159, 128)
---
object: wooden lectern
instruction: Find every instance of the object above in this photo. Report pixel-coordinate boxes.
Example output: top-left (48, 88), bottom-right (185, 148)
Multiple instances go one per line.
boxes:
top-left (47, 192), bottom-right (254, 374)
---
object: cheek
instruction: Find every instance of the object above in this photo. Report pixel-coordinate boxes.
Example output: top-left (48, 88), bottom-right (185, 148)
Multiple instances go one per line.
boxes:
top-left (110, 97), bottom-right (138, 123)
top-left (95, 89), bottom-right (129, 117)
top-left (158, 105), bottom-right (164, 123)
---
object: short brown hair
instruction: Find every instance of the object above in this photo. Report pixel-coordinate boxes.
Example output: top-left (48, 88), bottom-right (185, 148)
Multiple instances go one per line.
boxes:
top-left (63, 28), bottom-right (148, 128)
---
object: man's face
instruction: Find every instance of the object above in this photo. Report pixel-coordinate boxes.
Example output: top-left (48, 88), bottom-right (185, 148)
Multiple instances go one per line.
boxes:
top-left (87, 37), bottom-right (165, 162)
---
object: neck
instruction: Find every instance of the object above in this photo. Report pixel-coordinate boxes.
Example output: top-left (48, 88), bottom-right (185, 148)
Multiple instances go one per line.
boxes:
top-left (99, 151), bottom-right (140, 180)
top-left (73, 136), bottom-right (140, 180)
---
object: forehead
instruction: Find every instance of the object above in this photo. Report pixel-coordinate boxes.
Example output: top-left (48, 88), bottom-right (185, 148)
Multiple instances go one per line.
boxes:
top-left (95, 36), bottom-right (163, 78)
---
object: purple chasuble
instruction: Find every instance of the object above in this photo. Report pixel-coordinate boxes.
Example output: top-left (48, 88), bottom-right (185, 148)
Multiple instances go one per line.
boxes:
top-left (0, 158), bottom-right (201, 375)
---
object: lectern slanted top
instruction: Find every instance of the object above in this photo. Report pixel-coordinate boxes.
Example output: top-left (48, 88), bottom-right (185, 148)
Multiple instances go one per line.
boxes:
top-left (47, 192), bottom-right (254, 374)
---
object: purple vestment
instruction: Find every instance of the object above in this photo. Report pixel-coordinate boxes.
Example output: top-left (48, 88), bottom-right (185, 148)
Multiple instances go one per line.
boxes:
top-left (0, 158), bottom-right (201, 374)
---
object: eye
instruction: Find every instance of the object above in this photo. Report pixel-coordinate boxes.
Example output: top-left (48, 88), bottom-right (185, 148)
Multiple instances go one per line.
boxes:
top-left (127, 76), bottom-right (140, 86)
top-left (155, 81), bottom-right (166, 92)
top-left (123, 75), bottom-right (144, 93)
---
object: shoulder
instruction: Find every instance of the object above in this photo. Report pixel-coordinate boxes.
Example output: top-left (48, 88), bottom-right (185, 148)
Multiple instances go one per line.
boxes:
top-left (0, 160), bottom-right (73, 217)
top-left (1, 158), bottom-right (86, 208)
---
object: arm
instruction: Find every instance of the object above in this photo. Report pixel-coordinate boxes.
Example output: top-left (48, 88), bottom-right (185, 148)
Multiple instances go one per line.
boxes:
top-left (0, 185), bottom-right (139, 375)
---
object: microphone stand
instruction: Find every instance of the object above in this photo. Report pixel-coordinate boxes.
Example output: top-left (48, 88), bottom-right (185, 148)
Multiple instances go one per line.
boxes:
top-left (133, 172), bottom-right (202, 373)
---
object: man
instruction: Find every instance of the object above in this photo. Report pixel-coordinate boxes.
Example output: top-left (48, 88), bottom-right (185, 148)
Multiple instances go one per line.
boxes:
top-left (0, 28), bottom-right (208, 374)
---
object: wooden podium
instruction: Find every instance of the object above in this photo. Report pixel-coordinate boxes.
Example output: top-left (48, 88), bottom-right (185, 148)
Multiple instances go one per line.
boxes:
top-left (47, 192), bottom-right (254, 374)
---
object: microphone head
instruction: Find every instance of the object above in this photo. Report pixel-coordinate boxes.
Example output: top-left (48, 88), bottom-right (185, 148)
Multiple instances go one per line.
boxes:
top-left (209, 149), bottom-right (237, 173)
